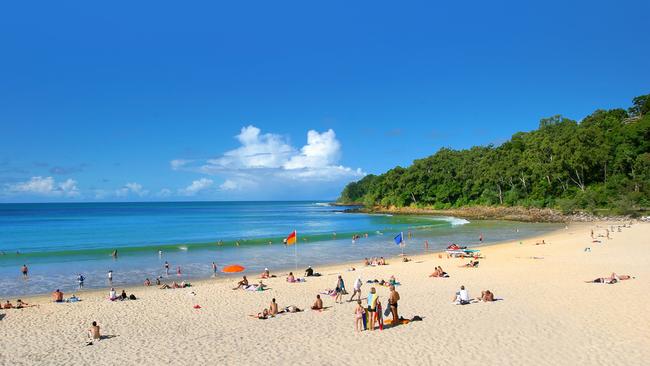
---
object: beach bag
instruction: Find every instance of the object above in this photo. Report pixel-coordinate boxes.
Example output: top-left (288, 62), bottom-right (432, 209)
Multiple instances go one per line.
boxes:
top-left (129, 294), bottom-right (136, 300)
top-left (384, 306), bottom-right (391, 317)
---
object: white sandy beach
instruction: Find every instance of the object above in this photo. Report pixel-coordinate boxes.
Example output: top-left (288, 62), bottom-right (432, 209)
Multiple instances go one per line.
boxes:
top-left (1, 221), bottom-right (649, 365)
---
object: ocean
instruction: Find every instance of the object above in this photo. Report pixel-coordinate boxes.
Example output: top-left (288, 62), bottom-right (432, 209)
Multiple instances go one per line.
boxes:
top-left (0, 201), bottom-right (561, 297)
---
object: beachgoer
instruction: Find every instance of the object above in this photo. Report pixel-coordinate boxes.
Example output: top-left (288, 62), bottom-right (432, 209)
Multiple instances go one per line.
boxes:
top-left (212, 262), bottom-right (217, 275)
top-left (144, 278), bottom-right (151, 286)
top-left (261, 268), bottom-right (270, 279)
top-left (349, 277), bottom-right (362, 302)
top-left (453, 285), bottom-right (470, 305)
top-left (364, 258), bottom-right (370, 266)
top-left (21, 264), bottom-right (28, 279)
top-left (112, 250), bottom-right (118, 258)
top-left (88, 321), bottom-right (101, 344)
top-left (4, 300), bottom-right (14, 309)
top-left (367, 287), bottom-right (378, 330)
top-left (109, 288), bottom-right (117, 301)
top-left (312, 295), bottom-right (323, 310)
top-left (120, 290), bottom-right (127, 300)
top-left (77, 274), bottom-right (85, 289)
top-left (355, 300), bottom-right (364, 332)
top-left (257, 309), bottom-right (269, 319)
top-left (16, 299), bottom-right (34, 308)
top-left (233, 276), bottom-right (248, 290)
top-left (286, 272), bottom-right (296, 283)
top-left (335, 275), bottom-right (345, 303)
top-left (388, 285), bottom-right (400, 325)
top-left (156, 277), bottom-right (161, 286)
top-left (107, 270), bottom-right (113, 284)
top-left (52, 289), bottom-right (64, 302)
top-left (176, 266), bottom-right (182, 277)
top-left (305, 266), bottom-right (314, 277)
top-left (269, 298), bottom-right (278, 316)
top-left (479, 290), bottom-right (495, 302)
top-left (164, 261), bottom-right (170, 275)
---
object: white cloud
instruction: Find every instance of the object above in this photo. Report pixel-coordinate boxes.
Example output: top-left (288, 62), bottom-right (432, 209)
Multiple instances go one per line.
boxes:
top-left (175, 126), bottom-right (364, 187)
top-left (171, 159), bottom-right (192, 170)
top-left (179, 178), bottom-right (214, 196)
top-left (219, 179), bottom-right (238, 191)
top-left (115, 182), bottom-right (149, 197)
top-left (284, 129), bottom-right (340, 170)
top-left (6, 176), bottom-right (80, 197)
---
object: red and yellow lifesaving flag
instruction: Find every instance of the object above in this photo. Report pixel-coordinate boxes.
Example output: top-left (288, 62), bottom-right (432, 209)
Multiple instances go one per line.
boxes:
top-left (285, 230), bottom-right (297, 245)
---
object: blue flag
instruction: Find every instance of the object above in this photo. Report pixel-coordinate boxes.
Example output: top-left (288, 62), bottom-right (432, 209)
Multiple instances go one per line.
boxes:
top-left (394, 232), bottom-right (404, 245)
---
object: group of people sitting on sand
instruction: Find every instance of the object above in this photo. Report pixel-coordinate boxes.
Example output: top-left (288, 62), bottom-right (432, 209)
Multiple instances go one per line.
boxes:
top-left (50, 289), bottom-right (80, 303)
top-left (108, 288), bottom-right (136, 301)
top-left (232, 276), bottom-right (267, 291)
top-left (253, 297), bottom-right (303, 319)
top-left (453, 285), bottom-right (497, 305)
top-left (364, 257), bottom-right (387, 266)
top-left (585, 272), bottom-right (634, 284)
top-left (429, 266), bottom-right (449, 278)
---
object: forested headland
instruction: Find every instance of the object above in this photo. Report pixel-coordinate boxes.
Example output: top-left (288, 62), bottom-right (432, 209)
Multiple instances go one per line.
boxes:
top-left (338, 94), bottom-right (650, 216)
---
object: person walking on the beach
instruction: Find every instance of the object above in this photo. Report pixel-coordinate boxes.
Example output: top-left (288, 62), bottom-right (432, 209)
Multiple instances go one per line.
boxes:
top-left (349, 277), bottom-right (362, 302)
top-left (164, 261), bottom-right (170, 276)
top-left (211, 262), bottom-right (217, 276)
top-left (77, 274), bottom-right (85, 289)
top-left (335, 275), bottom-right (345, 304)
top-left (388, 285), bottom-right (400, 326)
top-left (21, 264), bottom-right (28, 279)
top-left (107, 270), bottom-right (113, 284)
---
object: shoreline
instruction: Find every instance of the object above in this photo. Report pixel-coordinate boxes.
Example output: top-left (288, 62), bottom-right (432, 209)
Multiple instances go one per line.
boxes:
top-left (11, 221), bottom-right (577, 304)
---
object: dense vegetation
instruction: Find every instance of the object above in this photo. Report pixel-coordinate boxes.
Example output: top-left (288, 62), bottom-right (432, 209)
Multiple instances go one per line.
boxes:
top-left (339, 95), bottom-right (650, 215)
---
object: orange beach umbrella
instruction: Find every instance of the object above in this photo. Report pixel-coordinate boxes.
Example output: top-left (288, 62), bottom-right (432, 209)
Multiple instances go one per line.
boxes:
top-left (222, 264), bottom-right (245, 273)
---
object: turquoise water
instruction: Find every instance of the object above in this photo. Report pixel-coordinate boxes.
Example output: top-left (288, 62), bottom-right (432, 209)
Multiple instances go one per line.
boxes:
top-left (0, 201), bottom-right (561, 297)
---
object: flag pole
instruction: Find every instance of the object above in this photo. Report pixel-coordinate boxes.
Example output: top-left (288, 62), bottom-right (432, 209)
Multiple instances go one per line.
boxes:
top-left (401, 231), bottom-right (405, 257)
top-left (294, 230), bottom-right (298, 273)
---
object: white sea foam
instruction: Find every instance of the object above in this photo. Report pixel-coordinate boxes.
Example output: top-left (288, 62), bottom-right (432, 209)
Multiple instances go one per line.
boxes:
top-left (437, 216), bottom-right (470, 226)
top-left (315, 202), bottom-right (331, 207)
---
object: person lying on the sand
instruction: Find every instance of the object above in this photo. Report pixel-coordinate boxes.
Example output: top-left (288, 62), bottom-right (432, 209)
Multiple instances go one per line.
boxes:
top-left (233, 276), bottom-right (248, 290)
top-left (269, 298), bottom-right (278, 316)
top-left (52, 289), bottom-right (64, 303)
top-left (245, 281), bottom-right (267, 291)
top-left (311, 295), bottom-right (323, 310)
top-left (402, 257), bottom-right (411, 262)
top-left (586, 273), bottom-right (634, 284)
top-left (364, 258), bottom-right (370, 266)
top-left (460, 260), bottom-right (479, 268)
top-left (535, 240), bottom-right (547, 245)
top-left (255, 309), bottom-right (270, 319)
top-left (478, 290), bottom-right (495, 302)
top-left (14, 299), bottom-right (34, 309)
top-left (286, 272), bottom-right (296, 283)
top-left (284, 305), bottom-right (302, 313)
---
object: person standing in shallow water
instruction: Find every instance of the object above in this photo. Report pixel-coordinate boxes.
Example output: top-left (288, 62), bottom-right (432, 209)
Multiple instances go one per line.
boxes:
top-left (164, 261), bottom-right (170, 276)
top-left (21, 264), bottom-right (28, 279)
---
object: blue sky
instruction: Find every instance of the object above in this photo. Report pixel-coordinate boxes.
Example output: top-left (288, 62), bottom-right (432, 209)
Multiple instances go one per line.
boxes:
top-left (1, 1), bottom-right (649, 202)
